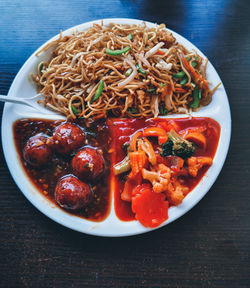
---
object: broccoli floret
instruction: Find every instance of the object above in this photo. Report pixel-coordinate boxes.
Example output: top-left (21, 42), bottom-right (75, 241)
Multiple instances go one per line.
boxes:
top-left (160, 129), bottom-right (196, 159)
top-left (160, 139), bottom-right (173, 157)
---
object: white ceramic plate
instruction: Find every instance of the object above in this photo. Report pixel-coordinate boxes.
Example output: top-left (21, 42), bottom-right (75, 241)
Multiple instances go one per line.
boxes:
top-left (1, 18), bottom-right (231, 237)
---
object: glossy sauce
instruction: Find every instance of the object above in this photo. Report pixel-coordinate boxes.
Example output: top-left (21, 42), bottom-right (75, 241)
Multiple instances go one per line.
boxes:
top-left (107, 117), bottom-right (221, 221)
top-left (13, 118), bottom-right (112, 222)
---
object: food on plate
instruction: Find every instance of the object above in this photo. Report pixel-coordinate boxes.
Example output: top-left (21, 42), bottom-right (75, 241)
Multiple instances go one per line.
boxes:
top-left (31, 22), bottom-right (220, 120)
top-left (55, 175), bottom-right (92, 210)
top-left (13, 118), bottom-right (111, 221)
top-left (108, 117), bottom-right (220, 227)
top-left (52, 122), bottom-right (85, 154)
top-left (71, 147), bottom-right (105, 180)
top-left (13, 117), bottom-right (220, 227)
top-left (23, 133), bottom-right (53, 167)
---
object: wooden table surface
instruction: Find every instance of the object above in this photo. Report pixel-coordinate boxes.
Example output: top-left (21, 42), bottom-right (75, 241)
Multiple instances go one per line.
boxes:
top-left (0, 0), bottom-right (249, 287)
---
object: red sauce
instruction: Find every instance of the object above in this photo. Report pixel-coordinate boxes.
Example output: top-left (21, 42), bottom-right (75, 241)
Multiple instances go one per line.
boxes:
top-left (13, 117), bottom-right (220, 224)
top-left (107, 117), bottom-right (220, 222)
top-left (13, 118), bottom-right (112, 222)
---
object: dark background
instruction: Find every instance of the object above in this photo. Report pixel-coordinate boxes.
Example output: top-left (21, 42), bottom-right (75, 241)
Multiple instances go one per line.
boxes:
top-left (0, 0), bottom-right (250, 287)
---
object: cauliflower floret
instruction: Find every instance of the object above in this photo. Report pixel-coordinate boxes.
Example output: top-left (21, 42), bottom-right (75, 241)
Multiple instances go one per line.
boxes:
top-left (187, 156), bottom-right (213, 177)
top-left (142, 163), bottom-right (171, 193)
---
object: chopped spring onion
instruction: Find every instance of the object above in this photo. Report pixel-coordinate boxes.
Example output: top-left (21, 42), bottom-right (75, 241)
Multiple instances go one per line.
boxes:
top-left (190, 86), bottom-right (201, 108)
top-left (91, 80), bottom-right (104, 104)
top-left (136, 64), bottom-right (146, 75)
top-left (125, 68), bottom-right (133, 77)
top-left (71, 106), bottom-right (78, 115)
top-left (160, 83), bottom-right (166, 87)
top-left (127, 34), bottom-right (133, 41)
top-left (105, 46), bottom-right (130, 56)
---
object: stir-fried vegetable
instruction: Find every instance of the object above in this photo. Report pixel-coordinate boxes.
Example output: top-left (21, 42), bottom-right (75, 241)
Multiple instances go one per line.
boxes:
top-left (132, 184), bottom-right (169, 228)
top-left (113, 155), bottom-right (131, 175)
top-left (71, 106), bottom-right (78, 115)
top-left (182, 57), bottom-right (209, 90)
top-left (173, 71), bottom-right (186, 79)
top-left (184, 132), bottom-right (207, 149)
top-left (125, 68), bottom-right (133, 77)
top-left (143, 127), bottom-right (168, 144)
top-left (136, 64), bottom-right (146, 75)
top-left (161, 129), bottom-right (196, 159)
top-left (190, 86), bottom-right (201, 108)
top-left (105, 46), bottom-right (131, 56)
top-left (91, 80), bottom-right (104, 104)
top-left (127, 34), bottom-right (133, 41)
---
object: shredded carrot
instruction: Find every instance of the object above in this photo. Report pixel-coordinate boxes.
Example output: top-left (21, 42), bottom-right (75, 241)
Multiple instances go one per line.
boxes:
top-left (183, 57), bottom-right (209, 90)
top-left (184, 132), bottom-right (207, 149)
top-left (130, 130), bottom-right (142, 151)
top-left (175, 87), bottom-right (187, 93)
top-left (143, 127), bottom-right (168, 144)
top-left (156, 50), bottom-right (165, 55)
top-left (129, 151), bottom-right (147, 176)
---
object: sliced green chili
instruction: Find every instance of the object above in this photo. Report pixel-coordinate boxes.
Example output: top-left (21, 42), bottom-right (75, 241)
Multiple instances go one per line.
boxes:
top-left (125, 68), bottom-right (133, 77)
top-left (180, 75), bottom-right (188, 85)
top-left (190, 86), bottom-right (201, 108)
top-left (91, 80), bottom-right (104, 104)
top-left (71, 105), bottom-right (78, 115)
top-left (136, 64), bottom-right (146, 75)
top-left (173, 71), bottom-right (186, 78)
top-left (146, 88), bottom-right (156, 94)
top-left (105, 46), bottom-right (130, 55)
top-left (127, 34), bottom-right (133, 41)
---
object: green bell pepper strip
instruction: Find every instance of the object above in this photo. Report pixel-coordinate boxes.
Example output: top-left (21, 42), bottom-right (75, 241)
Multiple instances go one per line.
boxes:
top-left (190, 86), bottom-right (201, 108)
top-left (71, 106), bottom-right (78, 115)
top-left (136, 64), bottom-right (146, 75)
top-left (105, 46), bottom-right (130, 55)
top-left (173, 71), bottom-right (186, 78)
top-left (127, 34), bottom-right (133, 41)
top-left (91, 80), bottom-right (104, 104)
top-left (180, 75), bottom-right (188, 85)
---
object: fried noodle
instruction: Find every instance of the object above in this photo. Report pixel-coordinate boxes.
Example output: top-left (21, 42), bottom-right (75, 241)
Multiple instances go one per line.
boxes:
top-left (32, 22), bottom-right (219, 119)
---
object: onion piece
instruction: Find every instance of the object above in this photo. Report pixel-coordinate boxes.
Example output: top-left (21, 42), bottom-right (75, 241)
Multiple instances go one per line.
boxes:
top-left (86, 35), bottom-right (105, 52)
top-left (155, 59), bottom-right (172, 71)
top-left (117, 58), bottom-right (137, 88)
top-left (70, 52), bottom-right (87, 67)
top-left (145, 42), bottom-right (165, 59)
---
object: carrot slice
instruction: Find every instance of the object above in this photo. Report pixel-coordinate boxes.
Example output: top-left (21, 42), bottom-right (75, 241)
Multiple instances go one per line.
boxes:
top-left (184, 132), bottom-right (207, 149)
top-left (132, 184), bottom-right (169, 228)
top-left (129, 151), bottom-right (147, 176)
top-left (143, 127), bottom-right (168, 144)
